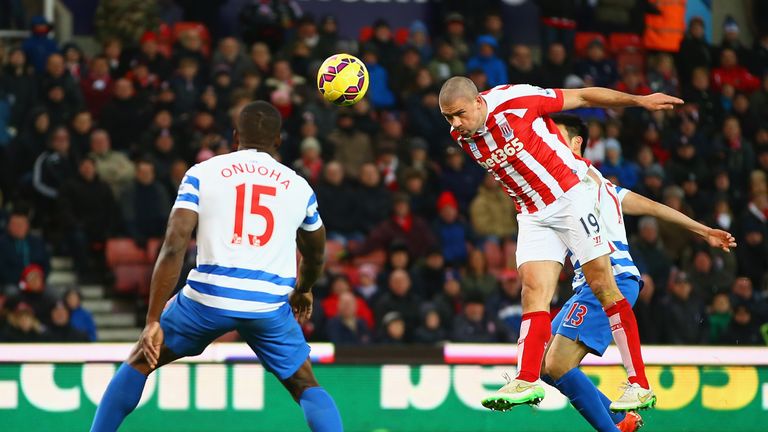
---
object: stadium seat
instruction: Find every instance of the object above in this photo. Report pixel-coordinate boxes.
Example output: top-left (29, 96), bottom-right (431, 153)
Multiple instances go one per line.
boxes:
top-left (172, 22), bottom-right (212, 58)
top-left (358, 26), bottom-right (373, 43)
top-left (574, 32), bottom-right (606, 58)
top-left (106, 238), bottom-right (148, 268)
top-left (394, 28), bottom-right (410, 45)
top-left (112, 264), bottom-right (152, 295)
top-left (609, 33), bottom-right (642, 54)
top-left (146, 238), bottom-right (164, 263)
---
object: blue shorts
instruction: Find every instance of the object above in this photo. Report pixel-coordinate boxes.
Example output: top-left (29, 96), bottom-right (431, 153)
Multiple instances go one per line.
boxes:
top-left (160, 293), bottom-right (310, 380)
top-left (552, 277), bottom-right (641, 356)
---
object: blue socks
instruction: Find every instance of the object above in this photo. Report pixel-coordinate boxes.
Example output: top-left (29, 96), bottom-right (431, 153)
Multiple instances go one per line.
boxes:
top-left (90, 363), bottom-right (147, 432)
top-left (550, 369), bottom-right (624, 431)
top-left (300, 387), bottom-right (343, 432)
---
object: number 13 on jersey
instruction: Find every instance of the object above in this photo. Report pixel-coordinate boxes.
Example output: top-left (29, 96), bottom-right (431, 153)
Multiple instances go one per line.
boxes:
top-left (232, 183), bottom-right (276, 246)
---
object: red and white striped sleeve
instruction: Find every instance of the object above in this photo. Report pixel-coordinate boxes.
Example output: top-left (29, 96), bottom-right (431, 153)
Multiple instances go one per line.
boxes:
top-left (484, 84), bottom-right (564, 117)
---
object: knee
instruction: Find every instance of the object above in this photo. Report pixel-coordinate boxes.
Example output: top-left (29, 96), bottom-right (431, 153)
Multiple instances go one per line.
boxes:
top-left (542, 352), bottom-right (570, 381)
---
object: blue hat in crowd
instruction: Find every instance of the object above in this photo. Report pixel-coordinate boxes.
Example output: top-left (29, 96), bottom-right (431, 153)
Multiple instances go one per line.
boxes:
top-left (477, 35), bottom-right (498, 49)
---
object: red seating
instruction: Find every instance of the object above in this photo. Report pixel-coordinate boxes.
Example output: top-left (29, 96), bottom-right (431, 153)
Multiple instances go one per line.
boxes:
top-left (112, 264), bottom-right (152, 295)
top-left (359, 26), bottom-right (373, 43)
top-left (106, 239), bottom-right (147, 267)
top-left (609, 33), bottom-right (642, 54)
top-left (574, 32), bottom-right (606, 58)
top-left (394, 28), bottom-right (410, 45)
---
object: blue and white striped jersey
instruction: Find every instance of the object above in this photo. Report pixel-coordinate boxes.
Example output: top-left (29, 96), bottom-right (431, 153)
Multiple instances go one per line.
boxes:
top-left (172, 149), bottom-right (322, 318)
top-left (570, 168), bottom-right (641, 290)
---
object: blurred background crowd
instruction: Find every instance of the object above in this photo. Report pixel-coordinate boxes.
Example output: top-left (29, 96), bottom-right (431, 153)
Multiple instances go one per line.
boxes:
top-left (0, 0), bottom-right (766, 347)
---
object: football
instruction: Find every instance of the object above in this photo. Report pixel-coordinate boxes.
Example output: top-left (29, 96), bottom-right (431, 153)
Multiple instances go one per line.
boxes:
top-left (316, 53), bottom-right (369, 106)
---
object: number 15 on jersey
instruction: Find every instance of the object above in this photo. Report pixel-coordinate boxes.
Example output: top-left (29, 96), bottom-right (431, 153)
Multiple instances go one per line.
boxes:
top-left (232, 183), bottom-right (276, 247)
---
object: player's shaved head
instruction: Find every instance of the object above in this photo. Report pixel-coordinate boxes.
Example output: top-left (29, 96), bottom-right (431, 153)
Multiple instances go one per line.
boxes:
top-left (439, 76), bottom-right (487, 138)
top-left (439, 76), bottom-right (478, 106)
top-left (236, 101), bottom-right (282, 151)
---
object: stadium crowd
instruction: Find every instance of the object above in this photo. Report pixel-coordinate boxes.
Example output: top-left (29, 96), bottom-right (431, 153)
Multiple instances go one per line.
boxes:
top-left (0, 2), bottom-right (767, 347)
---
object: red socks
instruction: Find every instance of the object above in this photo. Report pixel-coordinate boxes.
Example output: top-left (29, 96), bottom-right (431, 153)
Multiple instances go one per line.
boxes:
top-left (605, 298), bottom-right (649, 389)
top-left (515, 311), bottom-right (551, 382)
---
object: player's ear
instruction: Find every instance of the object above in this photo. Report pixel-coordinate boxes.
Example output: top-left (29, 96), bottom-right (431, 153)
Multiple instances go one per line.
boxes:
top-left (232, 129), bottom-right (240, 147)
top-left (274, 134), bottom-right (282, 150)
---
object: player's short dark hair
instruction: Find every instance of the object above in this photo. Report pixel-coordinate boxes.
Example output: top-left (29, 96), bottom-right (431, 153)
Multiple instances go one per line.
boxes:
top-left (237, 101), bottom-right (282, 151)
top-left (550, 114), bottom-right (588, 154)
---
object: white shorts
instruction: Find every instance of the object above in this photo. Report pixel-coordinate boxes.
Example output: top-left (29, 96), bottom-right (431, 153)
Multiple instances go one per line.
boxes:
top-left (516, 174), bottom-right (612, 267)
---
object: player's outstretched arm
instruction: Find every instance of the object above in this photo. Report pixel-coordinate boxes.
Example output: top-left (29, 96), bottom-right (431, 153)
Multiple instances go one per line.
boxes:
top-left (621, 191), bottom-right (737, 252)
top-left (291, 225), bottom-right (326, 323)
top-left (561, 87), bottom-right (684, 111)
top-left (142, 208), bottom-right (197, 367)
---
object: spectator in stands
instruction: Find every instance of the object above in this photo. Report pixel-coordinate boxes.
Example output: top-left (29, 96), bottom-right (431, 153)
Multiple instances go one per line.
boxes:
top-left (656, 186), bottom-right (694, 263)
top-left (62, 43), bottom-right (87, 83)
top-left (428, 40), bottom-right (465, 83)
top-left (316, 161), bottom-right (358, 243)
top-left (0, 301), bottom-right (45, 342)
top-left (598, 138), bottom-right (640, 188)
top-left (100, 79), bottom-right (151, 154)
top-left (354, 162), bottom-right (393, 233)
top-left (69, 110), bottom-right (94, 161)
top-left (45, 301), bottom-right (88, 342)
top-left (484, 269), bottom-right (522, 342)
top-left (660, 271), bottom-right (707, 344)
top-left (707, 292), bottom-right (732, 343)
top-left (665, 139), bottom-right (710, 191)
top-left (171, 57), bottom-right (204, 117)
top-left (615, 66), bottom-right (651, 97)
top-left (630, 216), bottom-right (672, 293)
top-left (683, 68), bottom-right (723, 134)
top-left (361, 48), bottom-right (396, 109)
top-left (442, 13), bottom-right (469, 61)
top-left (461, 249), bottom-right (497, 301)
top-left (687, 248), bottom-right (734, 304)
top-left (13, 263), bottom-right (55, 323)
top-left (293, 137), bottom-right (323, 184)
top-left (470, 174), bottom-right (517, 243)
top-left (433, 191), bottom-right (470, 266)
top-left (713, 116), bottom-right (756, 194)
top-left (720, 304), bottom-right (763, 345)
top-left (507, 44), bottom-right (541, 86)
top-left (80, 56), bottom-right (114, 119)
top-left (64, 288), bottom-right (97, 341)
top-left (374, 269), bottom-right (420, 337)
top-left (39, 54), bottom-right (83, 117)
top-left (410, 305), bottom-right (444, 346)
top-left (676, 17), bottom-right (712, 85)
top-left (21, 16), bottom-right (58, 73)
top-left (540, 42), bottom-right (571, 89)
top-left (355, 263), bottom-right (381, 304)
top-left (407, 20), bottom-right (432, 61)
top-left (321, 275), bottom-right (375, 331)
top-left (316, 15), bottom-right (339, 60)
top-left (637, 164), bottom-right (666, 203)
top-left (574, 38), bottom-right (618, 88)
top-left (401, 168), bottom-right (436, 220)
top-left (247, 42), bottom-right (272, 78)
top-left (433, 269), bottom-right (463, 330)
top-left (647, 53), bottom-right (679, 96)
top-left (378, 311), bottom-right (407, 344)
top-left (355, 193), bottom-right (434, 259)
top-left (737, 209), bottom-right (768, 288)
top-left (730, 277), bottom-right (768, 323)
top-left (732, 92), bottom-right (761, 140)
top-left (44, 82), bottom-right (78, 128)
top-left (88, 129), bottom-right (135, 198)
top-left (146, 130), bottom-right (180, 189)
top-left (135, 31), bottom-right (172, 83)
top-left (375, 243), bottom-right (416, 294)
top-left (719, 16), bottom-right (750, 66)
top-left (326, 291), bottom-right (372, 346)
top-left (119, 159), bottom-right (171, 246)
top-left (392, 47), bottom-right (423, 101)
top-left (633, 274), bottom-right (662, 344)
top-left (327, 110), bottom-right (374, 179)
top-left (2, 48), bottom-right (37, 129)
top-left (10, 108), bottom-right (50, 193)
top-left (32, 127), bottom-right (76, 226)
top-left (58, 157), bottom-right (115, 280)
top-left (466, 35), bottom-right (507, 88)
top-left (440, 146), bottom-right (483, 215)
top-left (712, 48), bottom-right (760, 94)
top-left (413, 248), bottom-right (446, 300)
top-left (212, 37), bottom-right (248, 85)
top-left (452, 293), bottom-right (497, 343)
top-left (406, 86), bottom-right (447, 158)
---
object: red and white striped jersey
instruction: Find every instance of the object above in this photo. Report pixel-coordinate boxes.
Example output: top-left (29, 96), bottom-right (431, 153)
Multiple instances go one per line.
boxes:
top-left (450, 84), bottom-right (590, 214)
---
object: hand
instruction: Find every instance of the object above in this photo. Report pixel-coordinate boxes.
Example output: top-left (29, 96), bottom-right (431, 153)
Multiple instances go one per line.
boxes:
top-left (141, 321), bottom-right (164, 369)
top-left (290, 291), bottom-right (313, 324)
top-left (706, 228), bottom-right (738, 252)
top-left (638, 93), bottom-right (684, 111)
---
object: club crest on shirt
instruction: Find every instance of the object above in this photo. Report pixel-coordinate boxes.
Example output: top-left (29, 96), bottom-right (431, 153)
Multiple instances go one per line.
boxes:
top-left (500, 121), bottom-right (514, 141)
